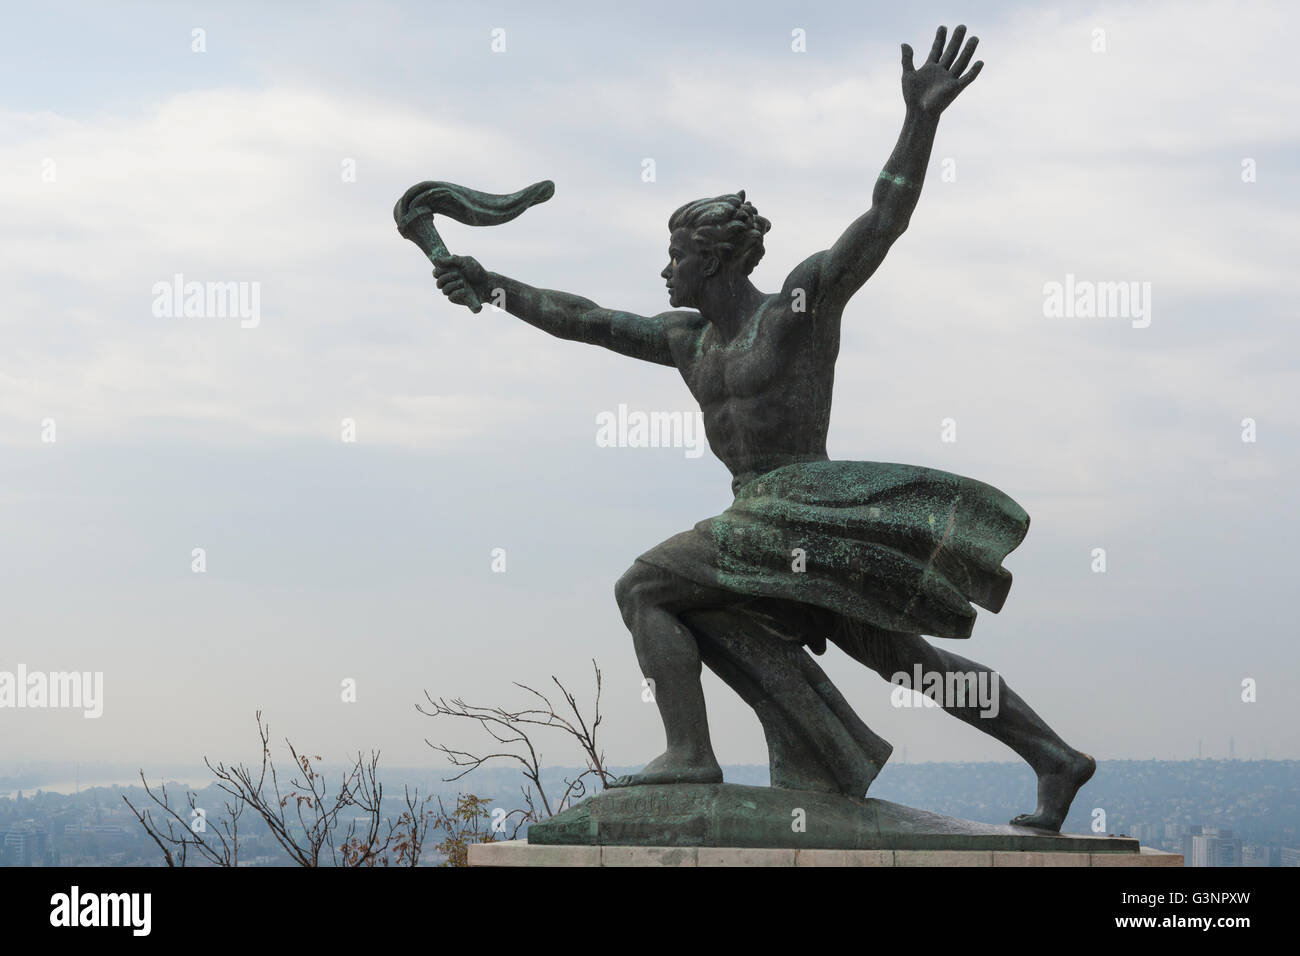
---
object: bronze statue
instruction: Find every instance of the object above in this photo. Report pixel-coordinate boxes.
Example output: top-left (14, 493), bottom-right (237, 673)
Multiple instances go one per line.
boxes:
top-left (397, 25), bottom-right (1093, 832)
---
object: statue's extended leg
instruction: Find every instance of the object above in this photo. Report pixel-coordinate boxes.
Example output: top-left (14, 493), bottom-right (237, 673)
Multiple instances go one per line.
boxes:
top-left (836, 629), bottom-right (1094, 831)
top-left (609, 561), bottom-right (724, 787)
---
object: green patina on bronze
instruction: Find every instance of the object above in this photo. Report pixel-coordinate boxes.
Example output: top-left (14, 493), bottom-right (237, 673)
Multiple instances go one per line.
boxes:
top-left (673, 460), bottom-right (1030, 645)
top-left (878, 171), bottom-right (916, 188)
top-left (398, 24), bottom-right (1098, 843)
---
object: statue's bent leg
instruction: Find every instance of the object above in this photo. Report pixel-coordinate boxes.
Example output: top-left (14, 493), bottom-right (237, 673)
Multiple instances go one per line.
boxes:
top-left (610, 559), bottom-right (725, 787)
top-left (835, 628), bottom-right (1095, 831)
top-left (612, 544), bottom-right (894, 796)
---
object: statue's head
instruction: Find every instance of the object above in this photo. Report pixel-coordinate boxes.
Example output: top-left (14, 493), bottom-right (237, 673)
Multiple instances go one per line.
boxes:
top-left (663, 190), bottom-right (771, 308)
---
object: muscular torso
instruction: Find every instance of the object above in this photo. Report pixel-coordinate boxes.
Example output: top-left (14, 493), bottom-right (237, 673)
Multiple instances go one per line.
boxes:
top-left (670, 290), bottom-right (842, 493)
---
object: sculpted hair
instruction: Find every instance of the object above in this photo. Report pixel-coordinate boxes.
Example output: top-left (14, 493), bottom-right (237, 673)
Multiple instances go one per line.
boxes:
top-left (668, 190), bottom-right (772, 276)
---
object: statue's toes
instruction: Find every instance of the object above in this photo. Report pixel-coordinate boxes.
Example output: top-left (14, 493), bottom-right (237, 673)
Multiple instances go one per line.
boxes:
top-left (1011, 812), bottom-right (1060, 831)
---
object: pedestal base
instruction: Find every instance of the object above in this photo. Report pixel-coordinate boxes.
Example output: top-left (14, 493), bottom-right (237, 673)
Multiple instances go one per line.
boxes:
top-left (524, 782), bottom-right (1139, 854)
top-left (469, 841), bottom-right (1181, 867)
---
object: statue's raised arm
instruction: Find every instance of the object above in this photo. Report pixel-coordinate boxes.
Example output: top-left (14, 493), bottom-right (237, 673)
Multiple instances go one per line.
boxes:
top-left (814, 25), bottom-right (983, 310)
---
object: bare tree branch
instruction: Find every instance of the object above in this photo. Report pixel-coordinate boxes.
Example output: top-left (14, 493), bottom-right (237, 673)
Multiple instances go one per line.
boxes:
top-left (416, 659), bottom-right (616, 828)
top-left (126, 710), bottom-right (440, 867)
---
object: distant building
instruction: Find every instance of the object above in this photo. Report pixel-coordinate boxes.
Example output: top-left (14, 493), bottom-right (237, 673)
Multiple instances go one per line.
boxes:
top-left (1130, 823), bottom-right (1161, 845)
top-left (1243, 845), bottom-right (1278, 867)
top-left (1183, 826), bottom-right (1243, 867)
top-left (3, 823), bottom-right (49, 867)
top-left (1280, 847), bottom-right (1300, 868)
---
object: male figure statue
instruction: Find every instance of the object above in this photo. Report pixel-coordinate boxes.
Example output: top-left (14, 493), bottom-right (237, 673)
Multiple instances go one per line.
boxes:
top-left (409, 25), bottom-right (1094, 830)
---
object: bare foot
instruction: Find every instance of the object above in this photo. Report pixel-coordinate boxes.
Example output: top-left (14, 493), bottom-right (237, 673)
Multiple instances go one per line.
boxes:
top-left (607, 749), bottom-right (723, 788)
top-left (1010, 751), bottom-right (1096, 831)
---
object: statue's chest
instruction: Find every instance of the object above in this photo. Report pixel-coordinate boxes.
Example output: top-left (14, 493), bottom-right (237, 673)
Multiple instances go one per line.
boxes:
top-left (686, 337), bottom-right (783, 404)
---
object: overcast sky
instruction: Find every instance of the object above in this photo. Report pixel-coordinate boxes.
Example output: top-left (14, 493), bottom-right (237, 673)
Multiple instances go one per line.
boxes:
top-left (1, 0), bottom-right (1297, 777)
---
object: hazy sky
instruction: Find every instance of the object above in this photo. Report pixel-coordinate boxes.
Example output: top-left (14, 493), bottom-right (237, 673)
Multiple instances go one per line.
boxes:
top-left (1, 0), bottom-right (1297, 776)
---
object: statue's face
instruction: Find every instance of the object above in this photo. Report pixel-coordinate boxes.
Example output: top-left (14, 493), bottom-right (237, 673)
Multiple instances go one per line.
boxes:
top-left (662, 227), bottom-right (716, 309)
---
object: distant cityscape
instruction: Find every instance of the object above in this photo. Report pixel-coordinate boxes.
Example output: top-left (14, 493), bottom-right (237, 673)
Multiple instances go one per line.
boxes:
top-left (2, 758), bottom-right (1297, 866)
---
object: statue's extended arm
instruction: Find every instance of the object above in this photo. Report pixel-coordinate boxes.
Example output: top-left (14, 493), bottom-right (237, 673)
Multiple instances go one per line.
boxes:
top-left (433, 256), bottom-right (676, 366)
top-left (815, 25), bottom-right (984, 308)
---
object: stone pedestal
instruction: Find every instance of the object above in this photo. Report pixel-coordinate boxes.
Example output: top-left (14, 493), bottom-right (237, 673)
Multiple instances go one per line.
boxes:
top-left (523, 782), bottom-right (1142, 855)
top-left (471, 781), bottom-right (1182, 865)
top-left (469, 841), bottom-right (1181, 867)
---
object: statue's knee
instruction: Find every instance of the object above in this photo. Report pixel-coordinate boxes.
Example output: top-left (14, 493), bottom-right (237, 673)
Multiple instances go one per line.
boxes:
top-left (614, 565), bottom-right (643, 624)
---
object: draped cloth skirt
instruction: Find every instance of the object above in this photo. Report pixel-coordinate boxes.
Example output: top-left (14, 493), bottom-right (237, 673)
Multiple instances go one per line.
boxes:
top-left (634, 459), bottom-right (1031, 655)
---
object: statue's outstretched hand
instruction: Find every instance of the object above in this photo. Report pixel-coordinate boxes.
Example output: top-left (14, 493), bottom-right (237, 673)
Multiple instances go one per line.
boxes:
top-left (433, 255), bottom-right (490, 311)
top-left (901, 24), bottom-right (983, 116)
